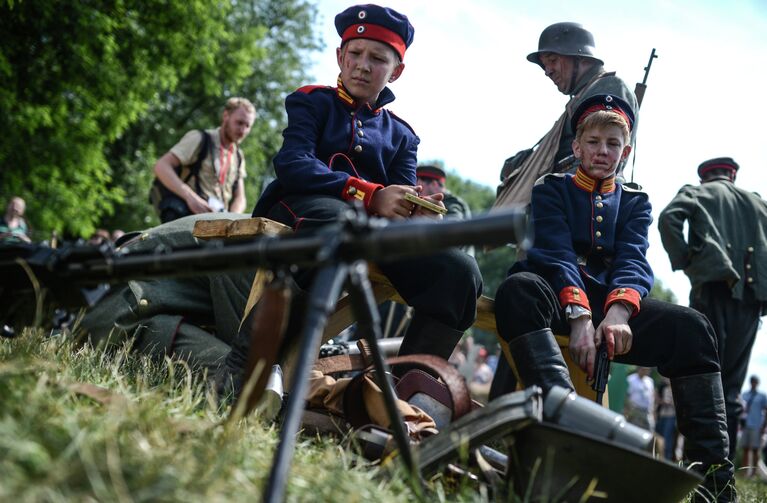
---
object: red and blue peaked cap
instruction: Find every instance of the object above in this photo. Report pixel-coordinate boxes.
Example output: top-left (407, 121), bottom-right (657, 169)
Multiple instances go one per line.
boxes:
top-left (335, 4), bottom-right (414, 60)
top-left (571, 94), bottom-right (635, 134)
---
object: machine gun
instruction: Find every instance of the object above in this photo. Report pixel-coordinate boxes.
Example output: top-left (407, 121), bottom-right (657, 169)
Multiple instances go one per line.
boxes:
top-left (2, 207), bottom-right (530, 502)
top-left (0, 208), bottom-right (529, 328)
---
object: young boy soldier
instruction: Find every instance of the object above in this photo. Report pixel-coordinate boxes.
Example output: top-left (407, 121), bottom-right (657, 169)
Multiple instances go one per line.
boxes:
top-left (247, 5), bottom-right (481, 361)
top-left (492, 95), bottom-right (735, 502)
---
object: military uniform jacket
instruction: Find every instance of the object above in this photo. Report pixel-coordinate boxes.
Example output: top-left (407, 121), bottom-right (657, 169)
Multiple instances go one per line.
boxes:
top-left (443, 191), bottom-right (471, 220)
top-left (511, 169), bottom-right (654, 314)
top-left (658, 179), bottom-right (767, 305)
top-left (254, 79), bottom-right (419, 216)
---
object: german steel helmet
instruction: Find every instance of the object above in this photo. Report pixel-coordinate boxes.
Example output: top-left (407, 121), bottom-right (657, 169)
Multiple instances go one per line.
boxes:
top-left (527, 22), bottom-right (603, 67)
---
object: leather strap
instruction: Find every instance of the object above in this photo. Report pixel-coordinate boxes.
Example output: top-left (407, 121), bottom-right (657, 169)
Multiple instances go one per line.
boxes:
top-left (315, 352), bottom-right (473, 423)
top-left (387, 354), bottom-right (472, 420)
top-left (313, 353), bottom-right (366, 375)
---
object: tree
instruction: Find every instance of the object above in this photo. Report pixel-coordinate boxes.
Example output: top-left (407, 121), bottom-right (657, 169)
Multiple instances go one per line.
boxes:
top-left (649, 278), bottom-right (677, 304)
top-left (104, 0), bottom-right (321, 232)
top-left (0, 0), bottom-right (320, 237)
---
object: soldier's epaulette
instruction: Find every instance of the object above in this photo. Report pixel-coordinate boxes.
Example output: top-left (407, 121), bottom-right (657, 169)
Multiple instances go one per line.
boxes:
top-left (534, 173), bottom-right (567, 186)
top-left (296, 84), bottom-right (333, 94)
top-left (388, 110), bottom-right (417, 135)
top-left (621, 181), bottom-right (648, 194)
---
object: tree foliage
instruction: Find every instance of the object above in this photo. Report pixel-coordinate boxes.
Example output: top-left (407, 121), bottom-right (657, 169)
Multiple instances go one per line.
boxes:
top-left (0, 0), bottom-right (320, 238)
top-left (649, 278), bottom-right (678, 304)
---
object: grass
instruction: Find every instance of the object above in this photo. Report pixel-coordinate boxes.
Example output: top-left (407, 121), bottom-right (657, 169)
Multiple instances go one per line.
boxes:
top-left (0, 330), bottom-right (491, 502)
top-left (3, 329), bottom-right (767, 502)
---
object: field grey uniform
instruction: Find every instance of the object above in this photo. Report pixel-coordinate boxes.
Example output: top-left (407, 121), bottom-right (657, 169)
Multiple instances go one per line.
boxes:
top-left (80, 213), bottom-right (255, 372)
top-left (659, 158), bottom-right (767, 461)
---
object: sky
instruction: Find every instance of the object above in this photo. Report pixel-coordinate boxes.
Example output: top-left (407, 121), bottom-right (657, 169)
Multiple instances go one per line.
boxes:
top-left (306, 0), bottom-right (767, 390)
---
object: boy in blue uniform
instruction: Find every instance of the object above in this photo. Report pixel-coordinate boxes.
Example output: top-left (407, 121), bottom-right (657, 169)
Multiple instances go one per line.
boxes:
top-left (251, 5), bottom-right (481, 361)
top-left (493, 95), bottom-right (735, 502)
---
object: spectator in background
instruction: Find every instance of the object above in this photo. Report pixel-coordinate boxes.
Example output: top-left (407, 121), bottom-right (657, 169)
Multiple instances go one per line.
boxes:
top-left (111, 229), bottom-right (125, 243)
top-left (88, 229), bottom-right (111, 246)
top-left (151, 97), bottom-right (256, 222)
top-left (472, 346), bottom-right (494, 385)
top-left (0, 196), bottom-right (31, 243)
top-left (656, 376), bottom-right (677, 461)
top-left (740, 375), bottom-right (767, 478)
top-left (625, 367), bottom-right (655, 431)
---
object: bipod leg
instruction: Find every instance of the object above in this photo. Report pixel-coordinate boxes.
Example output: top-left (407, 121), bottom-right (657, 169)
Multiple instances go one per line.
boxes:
top-left (346, 261), bottom-right (425, 498)
top-left (262, 262), bottom-right (349, 503)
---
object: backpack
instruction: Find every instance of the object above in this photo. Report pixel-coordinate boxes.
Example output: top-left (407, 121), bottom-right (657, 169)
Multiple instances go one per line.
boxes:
top-left (149, 130), bottom-right (243, 223)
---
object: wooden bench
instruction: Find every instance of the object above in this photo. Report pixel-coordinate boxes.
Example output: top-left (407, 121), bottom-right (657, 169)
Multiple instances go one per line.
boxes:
top-left (193, 217), bottom-right (606, 403)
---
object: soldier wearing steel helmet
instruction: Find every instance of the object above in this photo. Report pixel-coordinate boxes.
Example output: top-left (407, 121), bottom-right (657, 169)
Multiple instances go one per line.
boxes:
top-left (495, 22), bottom-right (638, 209)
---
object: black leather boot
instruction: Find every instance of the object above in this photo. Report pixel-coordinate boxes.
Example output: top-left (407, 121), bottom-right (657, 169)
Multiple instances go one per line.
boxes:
top-left (671, 372), bottom-right (737, 503)
top-left (506, 328), bottom-right (574, 394)
top-left (396, 314), bottom-right (465, 361)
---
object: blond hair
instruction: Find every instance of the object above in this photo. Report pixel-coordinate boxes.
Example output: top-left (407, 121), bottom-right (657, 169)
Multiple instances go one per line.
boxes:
top-left (224, 97), bottom-right (256, 116)
top-left (575, 110), bottom-right (630, 143)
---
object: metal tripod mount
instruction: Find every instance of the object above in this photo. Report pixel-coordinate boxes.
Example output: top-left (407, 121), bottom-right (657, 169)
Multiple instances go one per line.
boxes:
top-left (263, 207), bottom-right (423, 503)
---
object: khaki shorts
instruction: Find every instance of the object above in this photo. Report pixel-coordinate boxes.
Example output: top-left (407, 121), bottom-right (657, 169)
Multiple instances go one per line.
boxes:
top-left (741, 427), bottom-right (763, 449)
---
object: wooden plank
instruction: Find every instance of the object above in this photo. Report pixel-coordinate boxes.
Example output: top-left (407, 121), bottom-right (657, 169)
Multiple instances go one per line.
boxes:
top-left (193, 217), bottom-right (292, 240)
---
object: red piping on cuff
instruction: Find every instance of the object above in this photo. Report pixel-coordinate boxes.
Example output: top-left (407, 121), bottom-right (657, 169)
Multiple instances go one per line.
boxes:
top-left (342, 177), bottom-right (383, 209)
top-left (559, 286), bottom-right (591, 311)
top-left (168, 317), bottom-right (184, 354)
top-left (604, 288), bottom-right (641, 316)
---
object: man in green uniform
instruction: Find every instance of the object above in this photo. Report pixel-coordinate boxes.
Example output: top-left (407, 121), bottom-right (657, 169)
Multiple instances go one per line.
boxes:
top-left (659, 157), bottom-right (767, 461)
top-left (416, 165), bottom-right (471, 220)
top-left (416, 164), bottom-right (473, 256)
top-left (80, 213), bottom-right (255, 374)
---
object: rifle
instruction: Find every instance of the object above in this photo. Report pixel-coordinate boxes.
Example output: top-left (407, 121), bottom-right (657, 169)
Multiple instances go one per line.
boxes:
top-left (591, 341), bottom-right (610, 405)
top-left (634, 48), bottom-right (658, 108)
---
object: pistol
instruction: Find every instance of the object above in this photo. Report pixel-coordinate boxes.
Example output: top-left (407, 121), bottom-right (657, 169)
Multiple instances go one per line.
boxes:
top-left (591, 341), bottom-right (610, 405)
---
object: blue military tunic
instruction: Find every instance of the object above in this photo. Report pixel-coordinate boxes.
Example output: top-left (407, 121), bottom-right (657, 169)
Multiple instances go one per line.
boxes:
top-left (254, 78), bottom-right (419, 216)
top-left (511, 168), bottom-right (654, 314)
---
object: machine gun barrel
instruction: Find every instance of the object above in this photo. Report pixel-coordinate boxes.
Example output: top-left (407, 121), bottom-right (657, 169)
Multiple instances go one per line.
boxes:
top-left (1, 209), bottom-right (527, 297)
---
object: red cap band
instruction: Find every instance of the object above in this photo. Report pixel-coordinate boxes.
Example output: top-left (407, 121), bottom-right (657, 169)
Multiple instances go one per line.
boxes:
top-left (577, 104), bottom-right (632, 132)
top-left (698, 163), bottom-right (737, 176)
top-left (417, 172), bottom-right (445, 183)
top-left (342, 24), bottom-right (407, 60)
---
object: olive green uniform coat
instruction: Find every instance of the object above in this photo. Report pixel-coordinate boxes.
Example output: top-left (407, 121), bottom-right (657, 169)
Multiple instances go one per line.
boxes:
top-left (80, 213), bottom-right (255, 372)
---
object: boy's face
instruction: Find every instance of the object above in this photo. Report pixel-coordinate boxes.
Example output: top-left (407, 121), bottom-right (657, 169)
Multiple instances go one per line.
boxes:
top-left (572, 125), bottom-right (632, 180)
top-left (337, 38), bottom-right (404, 105)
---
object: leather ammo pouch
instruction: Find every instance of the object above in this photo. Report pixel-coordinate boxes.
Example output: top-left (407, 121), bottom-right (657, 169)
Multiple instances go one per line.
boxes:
top-left (306, 346), bottom-right (476, 458)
